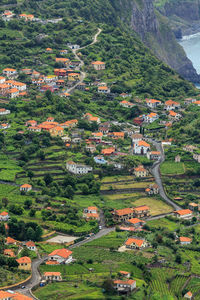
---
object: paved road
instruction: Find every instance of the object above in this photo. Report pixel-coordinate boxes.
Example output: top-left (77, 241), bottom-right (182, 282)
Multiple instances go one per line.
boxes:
top-left (150, 140), bottom-right (181, 210)
top-left (66, 28), bottom-right (102, 93)
top-left (11, 256), bottom-right (47, 299)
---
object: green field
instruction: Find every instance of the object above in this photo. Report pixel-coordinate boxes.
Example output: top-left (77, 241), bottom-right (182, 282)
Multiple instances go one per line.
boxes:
top-left (160, 162), bottom-right (185, 175)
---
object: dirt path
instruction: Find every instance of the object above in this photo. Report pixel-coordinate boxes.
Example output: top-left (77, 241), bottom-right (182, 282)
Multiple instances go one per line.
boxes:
top-left (66, 28), bottom-right (102, 93)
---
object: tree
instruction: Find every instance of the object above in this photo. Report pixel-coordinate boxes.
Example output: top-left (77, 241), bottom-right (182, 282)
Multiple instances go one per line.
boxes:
top-left (29, 209), bottom-right (36, 217)
top-left (35, 225), bottom-right (43, 241)
top-left (175, 254), bottom-right (182, 264)
top-left (27, 170), bottom-right (34, 179)
top-left (44, 174), bottom-right (53, 186)
top-left (2, 198), bottom-right (8, 207)
top-left (80, 184), bottom-right (89, 195)
top-left (26, 227), bottom-right (35, 241)
top-left (64, 185), bottom-right (74, 199)
top-left (24, 199), bottom-right (32, 209)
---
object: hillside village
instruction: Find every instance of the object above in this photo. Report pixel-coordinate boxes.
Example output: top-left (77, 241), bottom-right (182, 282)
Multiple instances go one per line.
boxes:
top-left (0, 3), bottom-right (200, 300)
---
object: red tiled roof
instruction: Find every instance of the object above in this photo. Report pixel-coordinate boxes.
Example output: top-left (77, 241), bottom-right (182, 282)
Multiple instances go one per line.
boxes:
top-left (48, 248), bottom-right (72, 259)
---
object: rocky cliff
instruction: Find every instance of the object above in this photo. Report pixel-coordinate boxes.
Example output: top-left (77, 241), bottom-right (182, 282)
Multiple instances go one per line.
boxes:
top-left (126, 0), bottom-right (200, 82)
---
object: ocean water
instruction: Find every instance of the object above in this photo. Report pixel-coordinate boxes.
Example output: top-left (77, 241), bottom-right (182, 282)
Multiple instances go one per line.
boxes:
top-left (179, 32), bottom-right (200, 74)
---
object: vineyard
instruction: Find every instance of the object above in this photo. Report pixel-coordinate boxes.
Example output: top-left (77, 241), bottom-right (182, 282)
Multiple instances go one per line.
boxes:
top-left (186, 277), bottom-right (200, 299)
top-left (150, 268), bottom-right (177, 296)
top-left (170, 275), bottom-right (188, 297)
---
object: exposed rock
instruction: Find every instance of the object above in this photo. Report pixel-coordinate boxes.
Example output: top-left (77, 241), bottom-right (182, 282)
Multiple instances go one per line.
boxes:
top-left (127, 0), bottom-right (200, 82)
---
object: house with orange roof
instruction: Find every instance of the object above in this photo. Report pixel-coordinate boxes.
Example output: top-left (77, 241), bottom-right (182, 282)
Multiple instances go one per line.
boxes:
top-left (0, 123), bottom-right (10, 129)
top-left (9, 292), bottom-right (32, 300)
top-left (145, 183), bottom-right (159, 195)
top-left (120, 100), bottom-right (134, 108)
top-left (91, 61), bottom-right (105, 70)
top-left (56, 57), bottom-right (70, 64)
top-left (16, 256), bottom-right (31, 270)
top-left (6, 88), bottom-right (19, 98)
top-left (189, 202), bottom-right (199, 211)
top-left (146, 99), bottom-right (161, 109)
top-left (0, 290), bottom-right (15, 300)
top-left (49, 126), bottom-right (64, 137)
top-left (86, 143), bottom-right (96, 153)
top-left (61, 92), bottom-right (70, 97)
top-left (20, 184), bottom-right (32, 192)
top-left (26, 120), bottom-right (37, 127)
top-left (2, 10), bottom-right (15, 21)
top-left (48, 248), bottom-right (73, 264)
top-left (5, 80), bottom-right (26, 91)
top-left (3, 68), bottom-right (18, 78)
top-left (134, 165), bottom-right (148, 177)
top-left (114, 279), bottom-right (136, 292)
top-left (164, 100), bottom-right (180, 111)
top-left (0, 108), bottom-right (10, 115)
top-left (179, 237), bottom-right (192, 245)
top-left (60, 49), bottom-right (68, 55)
top-left (174, 209), bottom-right (193, 220)
top-left (144, 112), bottom-right (159, 123)
top-left (28, 126), bottom-right (41, 133)
top-left (147, 151), bottom-right (161, 160)
top-left (46, 47), bottom-right (53, 53)
top-left (119, 271), bottom-right (131, 278)
top-left (83, 206), bottom-right (100, 221)
top-left (19, 13), bottom-right (34, 21)
top-left (125, 237), bottom-right (148, 249)
top-left (43, 272), bottom-right (62, 281)
top-left (26, 241), bottom-right (36, 251)
top-left (98, 86), bottom-right (110, 93)
top-left (194, 100), bottom-right (200, 106)
top-left (184, 291), bottom-right (193, 299)
top-left (134, 140), bottom-right (150, 155)
top-left (60, 119), bottom-right (78, 129)
top-left (0, 84), bottom-right (10, 95)
top-left (6, 236), bottom-right (17, 245)
top-left (4, 248), bottom-right (15, 257)
top-left (127, 218), bottom-right (145, 228)
top-left (68, 73), bottom-right (80, 81)
top-left (134, 205), bottom-right (150, 218)
top-left (112, 208), bottom-right (135, 223)
top-left (84, 113), bottom-right (100, 124)
top-left (0, 211), bottom-right (9, 221)
top-left (0, 76), bottom-right (6, 84)
top-left (108, 132), bottom-right (125, 140)
top-left (54, 69), bottom-right (67, 77)
top-left (101, 147), bottom-right (115, 156)
top-left (169, 110), bottom-right (181, 120)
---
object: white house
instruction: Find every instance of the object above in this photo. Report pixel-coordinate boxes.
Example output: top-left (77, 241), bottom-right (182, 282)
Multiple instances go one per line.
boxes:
top-left (20, 184), bottom-right (32, 192)
top-left (193, 153), bottom-right (200, 163)
top-left (98, 86), bottom-right (110, 93)
top-left (144, 112), bottom-right (159, 123)
top-left (147, 151), bottom-right (161, 160)
top-left (44, 272), bottom-right (62, 281)
top-left (134, 140), bottom-right (150, 155)
top-left (114, 279), bottom-right (136, 292)
top-left (3, 68), bottom-right (18, 78)
top-left (26, 241), bottom-right (36, 251)
top-left (0, 211), bottom-right (9, 221)
top-left (66, 161), bottom-right (93, 174)
top-left (179, 237), bottom-right (192, 245)
top-left (146, 99), bottom-right (161, 109)
top-left (165, 100), bottom-right (180, 111)
top-left (174, 209), bottom-right (193, 220)
top-left (0, 77), bottom-right (6, 84)
top-left (132, 133), bottom-right (143, 144)
top-left (48, 248), bottom-right (73, 264)
top-left (125, 237), bottom-right (148, 249)
top-left (0, 108), bottom-right (10, 115)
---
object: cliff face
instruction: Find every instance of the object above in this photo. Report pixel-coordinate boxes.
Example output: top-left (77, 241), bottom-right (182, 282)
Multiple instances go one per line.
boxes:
top-left (164, 0), bottom-right (200, 21)
top-left (127, 0), bottom-right (200, 82)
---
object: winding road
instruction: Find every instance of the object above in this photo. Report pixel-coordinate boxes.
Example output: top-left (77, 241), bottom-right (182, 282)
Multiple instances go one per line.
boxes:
top-left (66, 28), bottom-right (102, 93)
top-left (150, 140), bottom-right (181, 210)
